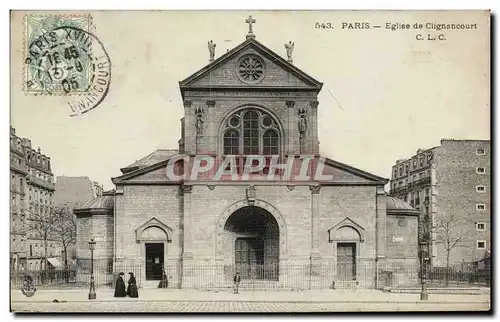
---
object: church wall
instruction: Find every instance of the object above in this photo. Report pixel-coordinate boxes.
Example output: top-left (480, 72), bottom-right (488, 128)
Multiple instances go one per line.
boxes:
top-left (115, 185), bottom-right (183, 287)
top-left (384, 214), bottom-right (420, 287)
top-left (319, 186), bottom-right (377, 259)
top-left (318, 185), bottom-right (378, 288)
top-left (188, 184), bottom-right (313, 261)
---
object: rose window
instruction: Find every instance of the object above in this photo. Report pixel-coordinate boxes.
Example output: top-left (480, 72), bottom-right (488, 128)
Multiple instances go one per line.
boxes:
top-left (237, 55), bottom-right (265, 83)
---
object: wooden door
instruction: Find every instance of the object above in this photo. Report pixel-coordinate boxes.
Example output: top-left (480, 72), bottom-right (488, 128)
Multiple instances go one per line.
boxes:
top-left (337, 243), bottom-right (356, 280)
top-left (235, 238), bottom-right (264, 278)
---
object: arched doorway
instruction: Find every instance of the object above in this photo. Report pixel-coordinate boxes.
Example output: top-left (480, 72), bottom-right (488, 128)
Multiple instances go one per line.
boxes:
top-left (223, 206), bottom-right (279, 280)
top-left (135, 217), bottom-right (173, 281)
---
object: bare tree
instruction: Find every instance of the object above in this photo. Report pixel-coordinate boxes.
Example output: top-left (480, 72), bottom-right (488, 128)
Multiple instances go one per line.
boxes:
top-left (52, 204), bottom-right (77, 273)
top-left (435, 213), bottom-right (470, 286)
top-left (23, 202), bottom-right (59, 284)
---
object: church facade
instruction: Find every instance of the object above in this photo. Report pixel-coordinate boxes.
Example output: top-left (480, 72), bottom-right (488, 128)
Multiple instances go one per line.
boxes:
top-left (75, 20), bottom-right (420, 290)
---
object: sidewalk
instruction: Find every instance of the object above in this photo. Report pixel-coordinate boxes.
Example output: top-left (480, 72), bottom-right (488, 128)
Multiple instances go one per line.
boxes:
top-left (11, 288), bottom-right (491, 304)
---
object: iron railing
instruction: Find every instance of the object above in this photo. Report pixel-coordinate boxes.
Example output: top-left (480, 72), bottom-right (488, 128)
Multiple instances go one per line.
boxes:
top-left (10, 261), bottom-right (491, 291)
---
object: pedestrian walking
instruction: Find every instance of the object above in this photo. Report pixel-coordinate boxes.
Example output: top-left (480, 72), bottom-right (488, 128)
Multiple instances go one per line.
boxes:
top-left (114, 272), bottom-right (126, 297)
top-left (126, 272), bottom-right (139, 298)
top-left (233, 272), bottom-right (241, 294)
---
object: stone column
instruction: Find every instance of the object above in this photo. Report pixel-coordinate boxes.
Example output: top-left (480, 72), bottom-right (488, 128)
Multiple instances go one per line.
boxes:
top-left (206, 100), bottom-right (216, 155)
top-left (286, 101), bottom-right (295, 155)
top-left (310, 100), bottom-right (319, 155)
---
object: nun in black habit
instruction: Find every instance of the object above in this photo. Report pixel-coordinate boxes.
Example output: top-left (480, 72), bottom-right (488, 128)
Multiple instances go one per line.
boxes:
top-left (126, 272), bottom-right (139, 298)
top-left (114, 272), bottom-right (126, 297)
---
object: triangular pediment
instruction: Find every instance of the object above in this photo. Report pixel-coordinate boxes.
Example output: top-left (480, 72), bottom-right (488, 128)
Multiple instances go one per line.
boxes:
top-left (328, 217), bottom-right (365, 243)
top-left (179, 38), bottom-right (323, 94)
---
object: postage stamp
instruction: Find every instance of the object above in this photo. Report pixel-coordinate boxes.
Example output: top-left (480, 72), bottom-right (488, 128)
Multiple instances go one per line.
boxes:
top-left (23, 14), bottom-right (111, 116)
top-left (24, 14), bottom-right (93, 95)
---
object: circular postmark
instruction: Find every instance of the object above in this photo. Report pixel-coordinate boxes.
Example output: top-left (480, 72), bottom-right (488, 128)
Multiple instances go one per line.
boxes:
top-left (21, 273), bottom-right (37, 297)
top-left (25, 26), bottom-right (111, 116)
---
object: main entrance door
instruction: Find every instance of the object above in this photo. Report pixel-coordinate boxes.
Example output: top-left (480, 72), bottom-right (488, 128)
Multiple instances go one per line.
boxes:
top-left (235, 238), bottom-right (264, 279)
top-left (145, 243), bottom-right (164, 280)
top-left (337, 243), bottom-right (356, 281)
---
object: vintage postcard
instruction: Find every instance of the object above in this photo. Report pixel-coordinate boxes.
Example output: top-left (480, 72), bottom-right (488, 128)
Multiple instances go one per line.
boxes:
top-left (9, 10), bottom-right (490, 313)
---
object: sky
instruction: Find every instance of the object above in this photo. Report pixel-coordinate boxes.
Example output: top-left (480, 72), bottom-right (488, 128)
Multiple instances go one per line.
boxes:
top-left (10, 10), bottom-right (490, 190)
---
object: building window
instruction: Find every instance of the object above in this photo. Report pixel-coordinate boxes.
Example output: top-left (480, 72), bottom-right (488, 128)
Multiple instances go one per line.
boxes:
top-left (476, 222), bottom-right (486, 231)
top-left (476, 185), bottom-right (486, 193)
top-left (476, 240), bottom-right (486, 250)
top-left (425, 188), bottom-right (430, 197)
top-left (399, 167), bottom-right (402, 176)
top-left (222, 108), bottom-right (281, 155)
top-left (405, 165), bottom-right (409, 174)
top-left (393, 170), bottom-right (397, 178)
top-left (413, 159), bottom-right (417, 168)
top-left (476, 148), bottom-right (486, 155)
top-left (476, 167), bottom-right (486, 174)
top-left (419, 157), bottom-right (424, 166)
top-left (476, 204), bottom-right (486, 211)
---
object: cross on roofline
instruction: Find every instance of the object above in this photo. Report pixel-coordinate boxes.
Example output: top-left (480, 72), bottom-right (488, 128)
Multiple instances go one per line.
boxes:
top-left (245, 15), bottom-right (256, 39)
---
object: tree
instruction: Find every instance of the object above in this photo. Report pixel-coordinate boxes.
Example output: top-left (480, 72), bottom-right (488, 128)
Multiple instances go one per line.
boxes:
top-left (23, 201), bottom-right (59, 284)
top-left (52, 204), bottom-right (77, 274)
top-left (435, 213), bottom-right (470, 286)
top-left (22, 203), bottom-right (77, 283)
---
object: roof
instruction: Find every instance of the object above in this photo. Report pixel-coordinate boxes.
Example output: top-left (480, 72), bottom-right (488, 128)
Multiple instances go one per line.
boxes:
top-left (74, 195), bottom-right (114, 216)
top-left (121, 149), bottom-right (179, 174)
top-left (179, 37), bottom-right (323, 97)
top-left (385, 196), bottom-right (420, 215)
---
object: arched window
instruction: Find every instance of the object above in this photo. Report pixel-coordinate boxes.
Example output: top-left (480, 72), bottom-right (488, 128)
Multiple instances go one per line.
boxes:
top-left (222, 108), bottom-right (280, 155)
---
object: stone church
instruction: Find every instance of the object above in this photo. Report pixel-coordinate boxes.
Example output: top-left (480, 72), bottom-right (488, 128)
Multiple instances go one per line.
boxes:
top-left (75, 17), bottom-right (420, 290)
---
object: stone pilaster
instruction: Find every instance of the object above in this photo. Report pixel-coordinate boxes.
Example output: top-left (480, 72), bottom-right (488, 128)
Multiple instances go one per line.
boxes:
top-left (181, 185), bottom-right (193, 258)
top-left (375, 186), bottom-right (387, 259)
top-left (206, 100), bottom-right (216, 155)
top-left (310, 100), bottom-right (319, 155)
top-left (183, 100), bottom-right (194, 155)
top-left (310, 185), bottom-right (321, 258)
top-left (286, 101), bottom-right (296, 155)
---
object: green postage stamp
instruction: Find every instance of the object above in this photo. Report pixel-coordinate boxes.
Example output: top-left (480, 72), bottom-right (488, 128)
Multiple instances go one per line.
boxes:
top-left (23, 14), bottom-right (94, 95)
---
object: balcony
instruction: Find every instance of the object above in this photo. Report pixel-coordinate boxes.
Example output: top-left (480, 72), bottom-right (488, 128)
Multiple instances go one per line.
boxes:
top-left (10, 158), bottom-right (28, 175)
top-left (413, 177), bottom-right (431, 187)
top-left (390, 186), bottom-right (408, 195)
top-left (26, 174), bottom-right (55, 191)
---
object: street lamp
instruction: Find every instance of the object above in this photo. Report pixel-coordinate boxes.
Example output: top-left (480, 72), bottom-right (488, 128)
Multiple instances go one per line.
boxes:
top-left (88, 238), bottom-right (96, 300)
top-left (419, 198), bottom-right (431, 301)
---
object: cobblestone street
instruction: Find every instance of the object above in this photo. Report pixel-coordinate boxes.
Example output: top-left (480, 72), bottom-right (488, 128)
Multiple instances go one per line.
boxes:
top-left (11, 300), bottom-right (490, 313)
